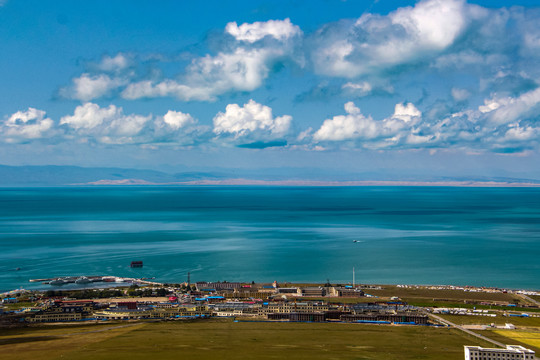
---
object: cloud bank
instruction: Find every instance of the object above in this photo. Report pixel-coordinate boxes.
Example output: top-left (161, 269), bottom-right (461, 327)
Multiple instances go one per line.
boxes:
top-left (313, 87), bottom-right (540, 152)
top-left (3, 85), bottom-right (540, 153)
top-left (4, 0), bottom-right (539, 154)
top-left (59, 1), bottom-right (540, 101)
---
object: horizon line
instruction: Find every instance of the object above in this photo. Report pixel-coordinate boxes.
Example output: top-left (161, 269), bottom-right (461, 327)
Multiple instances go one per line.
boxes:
top-left (69, 178), bottom-right (540, 187)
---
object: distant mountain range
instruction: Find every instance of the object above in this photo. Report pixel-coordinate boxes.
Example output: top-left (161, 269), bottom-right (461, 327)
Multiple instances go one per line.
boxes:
top-left (0, 165), bottom-right (222, 186)
top-left (0, 165), bottom-right (539, 187)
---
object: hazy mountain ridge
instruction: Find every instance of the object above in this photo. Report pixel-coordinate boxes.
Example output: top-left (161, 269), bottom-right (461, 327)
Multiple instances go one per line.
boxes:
top-left (0, 165), bottom-right (224, 186)
top-left (0, 165), bottom-right (539, 186)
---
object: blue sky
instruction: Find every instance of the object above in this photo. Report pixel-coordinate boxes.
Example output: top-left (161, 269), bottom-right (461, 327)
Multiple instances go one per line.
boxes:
top-left (1, 0), bottom-right (540, 179)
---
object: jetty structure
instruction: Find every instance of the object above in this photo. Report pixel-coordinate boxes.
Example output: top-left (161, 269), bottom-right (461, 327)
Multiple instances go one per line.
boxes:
top-left (29, 276), bottom-right (161, 287)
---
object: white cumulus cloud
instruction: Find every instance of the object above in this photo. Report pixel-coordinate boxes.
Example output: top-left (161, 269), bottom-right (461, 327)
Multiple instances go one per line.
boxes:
top-left (225, 18), bottom-right (302, 43)
top-left (98, 53), bottom-right (132, 72)
top-left (390, 0), bottom-right (466, 50)
top-left (392, 102), bottom-right (422, 123)
top-left (1, 108), bottom-right (55, 142)
top-left (313, 102), bottom-right (377, 141)
top-left (313, 101), bottom-right (431, 148)
top-left (123, 47), bottom-right (286, 101)
top-left (485, 87), bottom-right (540, 126)
top-left (94, 19), bottom-right (301, 102)
top-left (153, 110), bottom-right (208, 145)
top-left (311, 0), bottom-right (468, 78)
top-left (213, 100), bottom-right (292, 143)
top-left (60, 102), bottom-right (118, 130)
top-left (162, 110), bottom-right (196, 130)
top-left (310, 90), bottom-right (540, 152)
top-left (60, 103), bottom-right (208, 146)
top-left (60, 103), bottom-right (151, 144)
top-left (63, 73), bottom-right (127, 101)
top-left (503, 124), bottom-right (537, 142)
top-left (342, 82), bottom-right (373, 97)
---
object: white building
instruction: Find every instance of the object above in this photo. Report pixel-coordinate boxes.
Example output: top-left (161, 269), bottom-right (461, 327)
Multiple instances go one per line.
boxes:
top-left (464, 345), bottom-right (535, 360)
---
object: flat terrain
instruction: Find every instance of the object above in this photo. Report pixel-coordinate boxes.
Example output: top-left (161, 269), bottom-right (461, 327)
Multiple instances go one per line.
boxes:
top-left (492, 330), bottom-right (540, 349)
top-left (364, 286), bottom-right (521, 304)
top-left (480, 330), bottom-right (540, 354)
top-left (438, 314), bottom-right (540, 328)
top-left (306, 285), bottom-right (535, 310)
top-left (0, 319), bottom-right (492, 360)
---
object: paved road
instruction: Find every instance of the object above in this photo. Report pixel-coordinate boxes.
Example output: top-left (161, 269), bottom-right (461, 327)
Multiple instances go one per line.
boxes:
top-left (427, 312), bottom-right (506, 348)
top-left (517, 293), bottom-right (540, 307)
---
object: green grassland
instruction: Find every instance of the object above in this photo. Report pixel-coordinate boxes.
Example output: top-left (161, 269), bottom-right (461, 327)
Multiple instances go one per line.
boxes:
top-left (2, 301), bottom-right (36, 310)
top-left (280, 284), bottom-right (520, 304)
top-left (303, 297), bottom-right (379, 304)
top-left (492, 330), bottom-right (540, 350)
top-left (0, 319), bottom-right (493, 360)
top-left (479, 330), bottom-right (540, 354)
top-left (437, 314), bottom-right (540, 328)
top-left (407, 302), bottom-right (540, 313)
top-left (303, 284), bottom-right (538, 312)
top-left (364, 286), bottom-right (521, 303)
top-left (358, 285), bottom-right (540, 312)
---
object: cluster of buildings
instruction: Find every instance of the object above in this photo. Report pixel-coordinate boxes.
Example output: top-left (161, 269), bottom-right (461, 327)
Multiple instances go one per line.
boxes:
top-left (194, 281), bottom-right (365, 299)
top-left (464, 345), bottom-right (535, 360)
top-left (432, 307), bottom-right (497, 317)
top-left (3, 281), bottom-right (427, 325)
top-left (2, 281), bottom-right (538, 359)
top-left (403, 284), bottom-right (539, 297)
top-left (13, 298), bottom-right (427, 325)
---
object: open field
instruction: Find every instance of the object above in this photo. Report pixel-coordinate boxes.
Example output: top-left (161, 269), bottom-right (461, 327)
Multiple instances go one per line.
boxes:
top-left (2, 301), bottom-right (36, 310)
top-left (305, 297), bottom-right (540, 312)
top-left (274, 284), bottom-right (526, 305)
top-left (409, 302), bottom-right (540, 313)
top-left (303, 285), bottom-right (539, 312)
top-left (303, 297), bottom-right (379, 304)
top-left (437, 314), bottom-right (540, 328)
top-left (0, 322), bottom-right (147, 359)
top-left (364, 286), bottom-right (522, 303)
top-left (492, 330), bottom-right (540, 349)
top-left (0, 319), bottom-right (493, 360)
top-left (481, 330), bottom-right (540, 353)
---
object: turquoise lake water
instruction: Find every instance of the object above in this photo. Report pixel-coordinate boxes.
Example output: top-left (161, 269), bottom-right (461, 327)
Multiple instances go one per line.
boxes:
top-left (1, 186), bottom-right (539, 292)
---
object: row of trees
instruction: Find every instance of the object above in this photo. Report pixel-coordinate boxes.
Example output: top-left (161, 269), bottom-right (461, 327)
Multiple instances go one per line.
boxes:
top-left (43, 283), bottom-right (203, 299)
top-left (45, 289), bottom-right (125, 299)
top-left (163, 284), bottom-right (197, 291)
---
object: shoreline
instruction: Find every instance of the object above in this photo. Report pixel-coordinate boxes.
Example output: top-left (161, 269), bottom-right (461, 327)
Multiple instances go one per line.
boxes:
top-left (3, 280), bottom-right (539, 298)
top-left (76, 179), bottom-right (540, 187)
